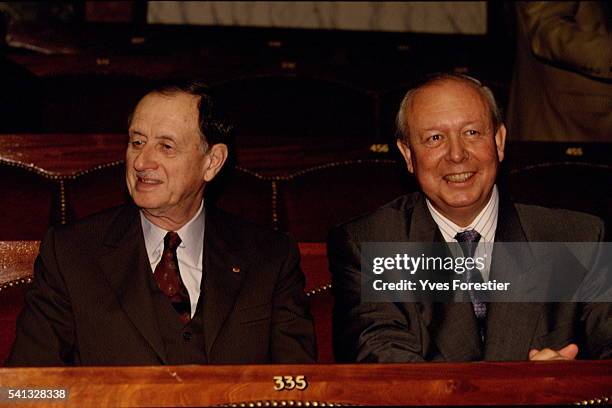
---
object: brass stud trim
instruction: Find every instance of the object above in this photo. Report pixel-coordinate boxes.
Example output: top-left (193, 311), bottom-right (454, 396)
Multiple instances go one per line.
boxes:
top-left (271, 180), bottom-right (279, 230)
top-left (216, 402), bottom-right (351, 408)
top-left (508, 161), bottom-right (612, 175)
top-left (0, 158), bottom-right (63, 180)
top-left (70, 160), bottom-right (125, 179)
top-left (272, 159), bottom-right (399, 181)
top-left (0, 276), bottom-right (33, 292)
top-left (0, 157), bottom-right (399, 182)
top-left (305, 283), bottom-right (332, 297)
top-left (0, 157), bottom-right (127, 181)
top-left (59, 179), bottom-right (67, 224)
top-left (574, 396), bottom-right (610, 406)
top-left (235, 159), bottom-right (399, 182)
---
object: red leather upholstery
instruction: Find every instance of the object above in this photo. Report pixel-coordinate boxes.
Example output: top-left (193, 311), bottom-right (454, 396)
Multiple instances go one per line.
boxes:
top-left (278, 160), bottom-right (417, 241)
top-left (299, 243), bottom-right (333, 363)
top-left (0, 285), bottom-right (29, 365)
top-left (506, 163), bottom-right (611, 238)
top-left (64, 162), bottom-right (128, 222)
top-left (0, 163), bottom-right (58, 241)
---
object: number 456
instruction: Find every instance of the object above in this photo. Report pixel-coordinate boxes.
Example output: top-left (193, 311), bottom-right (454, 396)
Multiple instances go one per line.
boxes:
top-left (273, 375), bottom-right (308, 391)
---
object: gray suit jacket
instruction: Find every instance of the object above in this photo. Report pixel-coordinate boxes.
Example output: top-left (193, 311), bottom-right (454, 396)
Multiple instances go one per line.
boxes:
top-left (329, 192), bottom-right (611, 362)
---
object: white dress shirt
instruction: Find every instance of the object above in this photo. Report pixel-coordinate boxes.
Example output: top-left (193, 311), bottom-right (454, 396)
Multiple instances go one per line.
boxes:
top-left (426, 185), bottom-right (499, 281)
top-left (140, 201), bottom-right (205, 318)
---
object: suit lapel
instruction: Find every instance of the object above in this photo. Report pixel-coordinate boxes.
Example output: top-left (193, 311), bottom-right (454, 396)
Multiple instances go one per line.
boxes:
top-left (97, 205), bottom-right (167, 363)
top-left (409, 195), bottom-right (483, 361)
top-left (484, 196), bottom-right (543, 360)
top-left (407, 195), bottom-right (438, 243)
top-left (202, 208), bottom-right (248, 357)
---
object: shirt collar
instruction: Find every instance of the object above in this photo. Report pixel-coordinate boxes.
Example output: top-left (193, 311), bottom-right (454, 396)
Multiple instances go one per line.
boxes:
top-left (426, 185), bottom-right (499, 243)
top-left (140, 201), bottom-right (205, 268)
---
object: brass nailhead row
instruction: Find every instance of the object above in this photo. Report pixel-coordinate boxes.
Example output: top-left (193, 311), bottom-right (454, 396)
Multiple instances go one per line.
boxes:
top-left (0, 158), bottom-right (126, 180)
top-left (306, 284), bottom-right (332, 297)
top-left (219, 400), bottom-right (350, 407)
top-left (507, 161), bottom-right (611, 175)
top-left (0, 276), bottom-right (33, 292)
top-left (271, 180), bottom-right (279, 229)
top-left (574, 396), bottom-right (610, 406)
top-left (0, 275), bottom-right (330, 296)
top-left (59, 180), bottom-right (67, 224)
top-left (0, 158), bottom-right (63, 180)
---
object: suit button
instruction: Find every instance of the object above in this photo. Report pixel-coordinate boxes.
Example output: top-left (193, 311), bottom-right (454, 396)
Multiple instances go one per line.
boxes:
top-left (183, 331), bottom-right (193, 342)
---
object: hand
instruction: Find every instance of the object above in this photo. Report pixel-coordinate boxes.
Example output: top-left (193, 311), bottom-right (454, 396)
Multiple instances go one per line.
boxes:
top-left (528, 343), bottom-right (578, 361)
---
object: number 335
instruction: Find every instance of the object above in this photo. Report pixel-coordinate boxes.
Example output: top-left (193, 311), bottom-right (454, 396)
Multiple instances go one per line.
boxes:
top-left (273, 375), bottom-right (308, 390)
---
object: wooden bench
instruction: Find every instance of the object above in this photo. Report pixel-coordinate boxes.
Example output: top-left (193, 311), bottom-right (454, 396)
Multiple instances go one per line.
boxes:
top-left (1, 135), bottom-right (610, 243)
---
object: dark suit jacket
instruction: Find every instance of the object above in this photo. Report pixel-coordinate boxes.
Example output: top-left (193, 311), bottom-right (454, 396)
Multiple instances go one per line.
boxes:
top-left (8, 204), bottom-right (316, 366)
top-left (329, 192), bottom-right (611, 362)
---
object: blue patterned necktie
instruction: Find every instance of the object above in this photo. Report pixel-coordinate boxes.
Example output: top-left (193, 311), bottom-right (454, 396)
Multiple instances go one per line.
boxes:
top-left (454, 229), bottom-right (487, 321)
top-left (154, 232), bottom-right (191, 325)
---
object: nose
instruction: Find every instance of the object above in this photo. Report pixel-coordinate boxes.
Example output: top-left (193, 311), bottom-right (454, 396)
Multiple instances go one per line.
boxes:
top-left (132, 145), bottom-right (157, 171)
top-left (446, 134), bottom-right (468, 163)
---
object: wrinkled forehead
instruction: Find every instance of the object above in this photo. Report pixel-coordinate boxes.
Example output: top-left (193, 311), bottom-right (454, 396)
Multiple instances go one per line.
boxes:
top-left (130, 91), bottom-right (201, 130)
top-left (416, 78), bottom-right (487, 108)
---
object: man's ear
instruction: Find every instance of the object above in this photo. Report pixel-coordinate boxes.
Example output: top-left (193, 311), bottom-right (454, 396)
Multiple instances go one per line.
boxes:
top-left (396, 139), bottom-right (414, 174)
top-left (495, 124), bottom-right (507, 163)
top-left (203, 143), bottom-right (228, 182)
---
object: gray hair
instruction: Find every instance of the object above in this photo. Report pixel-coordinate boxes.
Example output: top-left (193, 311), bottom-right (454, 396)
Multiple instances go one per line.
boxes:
top-left (395, 73), bottom-right (502, 143)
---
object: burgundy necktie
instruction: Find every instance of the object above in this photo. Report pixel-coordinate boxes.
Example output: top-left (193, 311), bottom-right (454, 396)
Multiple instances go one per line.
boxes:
top-left (153, 232), bottom-right (191, 325)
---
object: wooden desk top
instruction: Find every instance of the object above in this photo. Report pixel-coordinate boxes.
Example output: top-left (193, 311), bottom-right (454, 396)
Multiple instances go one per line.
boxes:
top-left (0, 361), bottom-right (610, 406)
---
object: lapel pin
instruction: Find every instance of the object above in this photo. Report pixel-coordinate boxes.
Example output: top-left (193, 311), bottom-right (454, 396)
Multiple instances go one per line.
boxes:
top-left (231, 266), bottom-right (240, 273)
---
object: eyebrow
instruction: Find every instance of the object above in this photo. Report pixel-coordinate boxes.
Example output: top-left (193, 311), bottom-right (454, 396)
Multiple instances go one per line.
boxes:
top-left (461, 120), bottom-right (485, 127)
top-left (422, 120), bottom-right (484, 132)
top-left (154, 135), bottom-right (176, 143)
top-left (129, 130), bottom-right (147, 137)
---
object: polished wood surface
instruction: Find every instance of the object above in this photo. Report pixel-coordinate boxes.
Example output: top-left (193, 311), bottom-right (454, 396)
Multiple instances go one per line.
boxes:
top-left (0, 361), bottom-right (610, 406)
top-left (0, 134), bottom-right (125, 177)
top-left (0, 242), bottom-right (38, 288)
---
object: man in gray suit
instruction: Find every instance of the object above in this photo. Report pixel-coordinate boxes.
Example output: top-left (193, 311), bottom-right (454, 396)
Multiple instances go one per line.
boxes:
top-left (329, 73), bottom-right (611, 362)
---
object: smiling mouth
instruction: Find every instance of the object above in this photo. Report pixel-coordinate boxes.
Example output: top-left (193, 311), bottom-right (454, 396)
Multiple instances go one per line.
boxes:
top-left (137, 177), bottom-right (162, 185)
top-left (443, 172), bottom-right (475, 183)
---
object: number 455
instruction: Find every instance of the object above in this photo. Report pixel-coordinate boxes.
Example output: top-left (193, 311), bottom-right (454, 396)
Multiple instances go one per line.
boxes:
top-left (273, 375), bottom-right (308, 391)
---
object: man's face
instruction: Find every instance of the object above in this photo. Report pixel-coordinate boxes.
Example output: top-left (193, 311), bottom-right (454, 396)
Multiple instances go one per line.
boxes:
top-left (397, 80), bottom-right (506, 226)
top-left (126, 92), bottom-right (212, 224)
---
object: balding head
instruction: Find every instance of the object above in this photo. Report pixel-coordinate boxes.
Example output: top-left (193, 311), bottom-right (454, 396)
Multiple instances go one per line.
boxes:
top-left (396, 73), bottom-right (502, 144)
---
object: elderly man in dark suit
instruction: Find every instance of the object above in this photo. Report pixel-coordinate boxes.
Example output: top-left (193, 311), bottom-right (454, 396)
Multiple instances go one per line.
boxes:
top-left (8, 80), bottom-right (316, 366)
top-left (329, 73), bottom-right (611, 362)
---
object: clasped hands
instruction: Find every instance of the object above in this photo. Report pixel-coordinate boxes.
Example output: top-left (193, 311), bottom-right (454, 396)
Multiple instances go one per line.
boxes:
top-left (528, 343), bottom-right (578, 361)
